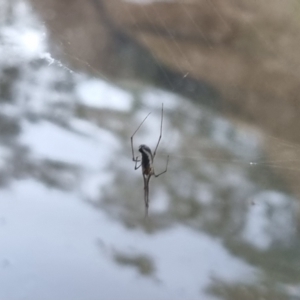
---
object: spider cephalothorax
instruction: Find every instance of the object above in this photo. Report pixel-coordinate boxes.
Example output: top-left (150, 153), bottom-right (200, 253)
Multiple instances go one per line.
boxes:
top-left (138, 144), bottom-right (153, 175)
top-left (131, 104), bottom-right (169, 216)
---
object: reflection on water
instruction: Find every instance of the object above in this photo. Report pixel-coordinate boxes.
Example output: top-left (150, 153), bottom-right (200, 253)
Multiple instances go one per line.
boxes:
top-left (0, 1), bottom-right (299, 299)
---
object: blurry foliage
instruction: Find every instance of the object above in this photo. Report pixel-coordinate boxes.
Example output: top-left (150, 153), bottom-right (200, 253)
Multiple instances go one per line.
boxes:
top-left (208, 279), bottom-right (288, 300)
top-left (113, 251), bottom-right (155, 277)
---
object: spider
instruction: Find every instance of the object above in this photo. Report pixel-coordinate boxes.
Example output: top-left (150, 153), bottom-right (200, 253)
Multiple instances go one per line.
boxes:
top-left (131, 104), bottom-right (169, 216)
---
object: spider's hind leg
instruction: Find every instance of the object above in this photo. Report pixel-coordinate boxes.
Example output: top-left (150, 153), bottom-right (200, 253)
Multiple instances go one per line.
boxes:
top-left (154, 155), bottom-right (169, 177)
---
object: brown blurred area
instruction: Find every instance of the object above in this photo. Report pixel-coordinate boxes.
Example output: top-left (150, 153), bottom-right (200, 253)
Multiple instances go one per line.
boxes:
top-left (28, 0), bottom-right (300, 197)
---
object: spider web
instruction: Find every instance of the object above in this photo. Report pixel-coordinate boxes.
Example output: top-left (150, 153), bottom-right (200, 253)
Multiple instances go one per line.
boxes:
top-left (1, 0), bottom-right (298, 194)
top-left (1, 1), bottom-right (300, 299)
top-left (2, 0), bottom-right (300, 192)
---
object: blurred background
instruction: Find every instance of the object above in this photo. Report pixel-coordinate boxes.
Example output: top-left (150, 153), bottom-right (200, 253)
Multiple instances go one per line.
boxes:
top-left (0, 0), bottom-right (300, 299)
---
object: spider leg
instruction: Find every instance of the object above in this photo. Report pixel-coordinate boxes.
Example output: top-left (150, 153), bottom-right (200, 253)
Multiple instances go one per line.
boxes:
top-left (135, 158), bottom-right (142, 170)
top-left (131, 112), bottom-right (151, 162)
top-left (153, 103), bottom-right (164, 159)
top-left (154, 155), bottom-right (169, 177)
